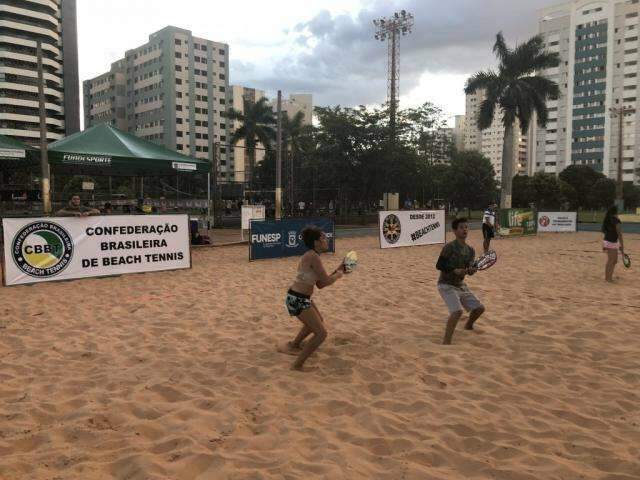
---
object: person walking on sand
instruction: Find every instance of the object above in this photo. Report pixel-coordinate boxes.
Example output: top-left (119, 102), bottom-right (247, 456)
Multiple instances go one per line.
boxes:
top-left (482, 202), bottom-right (498, 253)
top-left (436, 218), bottom-right (485, 345)
top-left (602, 205), bottom-right (625, 282)
top-left (279, 226), bottom-right (346, 371)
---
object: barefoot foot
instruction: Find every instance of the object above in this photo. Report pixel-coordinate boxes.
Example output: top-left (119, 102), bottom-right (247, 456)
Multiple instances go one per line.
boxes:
top-left (276, 341), bottom-right (303, 356)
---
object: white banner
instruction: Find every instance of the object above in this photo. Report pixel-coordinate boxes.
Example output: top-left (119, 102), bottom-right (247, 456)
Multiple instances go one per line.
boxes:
top-left (537, 212), bottom-right (577, 232)
top-left (0, 148), bottom-right (26, 158)
top-left (379, 210), bottom-right (446, 249)
top-left (2, 215), bottom-right (191, 286)
top-left (242, 205), bottom-right (266, 230)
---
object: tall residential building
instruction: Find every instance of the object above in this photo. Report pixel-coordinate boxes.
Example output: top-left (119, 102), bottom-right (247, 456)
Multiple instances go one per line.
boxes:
top-left (83, 26), bottom-right (231, 179)
top-left (453, 115), bottom-right (466, 151)
top-left (230, 85), bottom-right (266, 183)
top-left (272, 93), bottom-right (313, 126)
top-left (531, 0), bottom-right (640, 184)
top-left (0, 0), bottom-right (80, 145)
top-left (464, 90), bottom-right (528, 178)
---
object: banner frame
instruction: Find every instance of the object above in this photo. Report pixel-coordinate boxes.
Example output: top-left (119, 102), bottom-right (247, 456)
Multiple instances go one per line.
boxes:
top-left (248, 217), bottom-right (335, 262)
top-left (2, 213), bottom-right (192, 287)
top-left (377, 210), bottom-right (446, 250)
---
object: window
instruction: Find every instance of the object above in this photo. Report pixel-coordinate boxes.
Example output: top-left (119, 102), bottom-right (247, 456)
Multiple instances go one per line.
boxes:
top-left (219, 86), bottom-right (225, 92)
top-left (175, 65), bottom-right (182, 72)
top-left (626, 12), bottom-right (639, 19)
top-left (625, 36), bottom-right (638, 42)
top-left (176, 105), bottom-right (183, 111)
top-left (176, 118), bottom-right (183, 124)
top-left (218, 48), bottom-right (225, 55)
top-left (175, 52), bottom-right (182, 58)
top-left (177, 131), bottom-right (183, 137)
top-left (175, 39), bottom-right (182, 45)
top-left (219, 74), bottom-right (226, 80)
top-left (176, 78), bottom-right (182, 85)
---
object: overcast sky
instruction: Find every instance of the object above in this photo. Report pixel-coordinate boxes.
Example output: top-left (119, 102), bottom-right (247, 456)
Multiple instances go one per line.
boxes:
top-left (78, 0), bottom-right (561, 125)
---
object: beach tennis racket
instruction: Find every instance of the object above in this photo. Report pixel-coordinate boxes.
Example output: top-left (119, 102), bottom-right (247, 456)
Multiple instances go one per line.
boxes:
top-left (343, 250), bottom-right (358, 273)
top-left (622, 253), bottom-right (631, 269)
top-left (472, 250), bottom-right (497, 271)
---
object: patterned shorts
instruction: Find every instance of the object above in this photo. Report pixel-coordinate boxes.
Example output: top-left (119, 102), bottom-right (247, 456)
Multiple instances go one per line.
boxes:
top-left (286, 290), bottom-right (312, 316)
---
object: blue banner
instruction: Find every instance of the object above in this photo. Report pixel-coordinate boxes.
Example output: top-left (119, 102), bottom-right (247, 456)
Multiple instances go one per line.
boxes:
top-left (249, 218), bottom-right (335, 260)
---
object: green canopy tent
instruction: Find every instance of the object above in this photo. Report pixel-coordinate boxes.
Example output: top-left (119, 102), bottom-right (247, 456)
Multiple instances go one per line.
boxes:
top-left (48, 123), bottom-right (210, 175)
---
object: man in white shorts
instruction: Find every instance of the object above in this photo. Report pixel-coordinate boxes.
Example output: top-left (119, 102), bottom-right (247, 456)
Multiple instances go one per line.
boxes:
top-left (436, 218), bottom-right (485, 345)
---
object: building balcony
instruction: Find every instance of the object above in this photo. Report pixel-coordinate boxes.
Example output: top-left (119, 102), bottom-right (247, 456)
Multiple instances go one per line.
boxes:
top-left (0, 34), bottom-right (61, 57)
top-left (0, 19), bottom-right (60, 43)
top-left (0, 4), bottom-right (59, 28)
top-left (0, 96), bottom-right (62, 113)
top-left (0, 81), bottom-right (63, 99)
top-left (0, 112), bottom-right (64, 127)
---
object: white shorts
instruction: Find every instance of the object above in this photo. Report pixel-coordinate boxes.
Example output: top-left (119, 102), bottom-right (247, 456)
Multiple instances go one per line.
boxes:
top-left (438, 283), bottom-right (483, 314)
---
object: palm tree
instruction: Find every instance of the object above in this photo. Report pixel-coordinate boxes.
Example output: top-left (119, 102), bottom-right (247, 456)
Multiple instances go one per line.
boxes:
top-left (227, 97), bottom-right (276, 184)
top-left (465, 32), bottom-right (560, 208)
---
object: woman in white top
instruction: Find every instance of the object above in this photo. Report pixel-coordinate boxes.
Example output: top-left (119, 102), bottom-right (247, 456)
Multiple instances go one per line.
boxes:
top-left (280, 226), bottom-right (344, 371)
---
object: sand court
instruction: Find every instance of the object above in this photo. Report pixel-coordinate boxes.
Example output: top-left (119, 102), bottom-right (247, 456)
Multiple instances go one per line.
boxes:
top-left (1, 230), bottom-right (639, 479)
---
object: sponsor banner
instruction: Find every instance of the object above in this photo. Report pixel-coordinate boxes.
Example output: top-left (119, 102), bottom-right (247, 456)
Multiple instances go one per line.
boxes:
top-left (378, 210), bottom-right (446, 249)
top-left (241, 205), bottom-right (266, 230)
top-left (172, 161), bottom-right (197, 171)
top-left (537, 212), bottom-right (577, 232)
top-left (498, 209), bottom-right (537, 237)
top-left (0, 148), bottom-right (26, 159)
top-left (249, 218), bottom-right (335, 261)
top-left (62, 154), bottom-right (112, 166)
top-left (2, 215), bottom-right (190, 286)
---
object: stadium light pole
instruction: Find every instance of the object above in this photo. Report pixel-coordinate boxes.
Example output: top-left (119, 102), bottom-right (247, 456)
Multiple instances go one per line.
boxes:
top-left (373, 10), bottom-right (414, 142)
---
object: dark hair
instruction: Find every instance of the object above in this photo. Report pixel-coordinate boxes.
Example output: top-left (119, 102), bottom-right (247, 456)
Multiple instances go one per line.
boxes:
top-left (602, 205), bottom-right (618, 232)
top-left (302, 226), bottom-right (323, 249)
top-left (452, 217), bottom-right (468, 230)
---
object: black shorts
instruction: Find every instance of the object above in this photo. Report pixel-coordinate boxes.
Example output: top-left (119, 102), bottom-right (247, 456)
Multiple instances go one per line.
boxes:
top-left (482, 224), bottom-right (494, 240)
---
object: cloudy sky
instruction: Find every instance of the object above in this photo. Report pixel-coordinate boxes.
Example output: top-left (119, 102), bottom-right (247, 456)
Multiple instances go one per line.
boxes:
top-left (78, 0), bottom-right (560, 125)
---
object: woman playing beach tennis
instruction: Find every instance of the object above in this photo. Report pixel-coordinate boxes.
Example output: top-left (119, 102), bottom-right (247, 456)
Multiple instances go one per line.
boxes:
top-left (602, 205), bottom-right (625, 282)
top-left (279, 226), bottom-right (348, 371)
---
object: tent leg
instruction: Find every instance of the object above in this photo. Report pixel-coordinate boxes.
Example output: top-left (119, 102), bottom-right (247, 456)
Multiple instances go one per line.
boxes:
top-left (141, 177), bottom-right (144, 198)
top-left (109, 176), bottom-right (112, 200)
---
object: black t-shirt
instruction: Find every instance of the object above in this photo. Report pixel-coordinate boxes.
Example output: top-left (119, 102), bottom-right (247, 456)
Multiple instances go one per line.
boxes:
top-left (602, 216), bottom-right (620, 242)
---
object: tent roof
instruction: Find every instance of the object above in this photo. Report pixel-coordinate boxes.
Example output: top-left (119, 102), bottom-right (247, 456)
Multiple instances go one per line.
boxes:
top-left (48, 123), bottom-right (210, 174)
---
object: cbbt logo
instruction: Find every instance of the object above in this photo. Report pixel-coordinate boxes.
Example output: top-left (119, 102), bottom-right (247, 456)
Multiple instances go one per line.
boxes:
top-left (539, 215), bottom-right (550, 227)
top-left (12, 221), bottom-right (73, 278)
top-left (286, 230), bottom-right (299, 248)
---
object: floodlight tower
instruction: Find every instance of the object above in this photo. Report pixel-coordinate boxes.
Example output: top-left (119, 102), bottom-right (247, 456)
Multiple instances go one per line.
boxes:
top-left (373, 10), bottom-right (414, 140)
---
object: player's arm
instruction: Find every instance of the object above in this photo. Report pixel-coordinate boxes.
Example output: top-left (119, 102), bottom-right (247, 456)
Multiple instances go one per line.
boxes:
top-left (436, 245), bottom-right (465, 276)
top-left (617, 222), bottom-right (624, 253)
top-left (466, 248), bottom-right (477, 275)
top-left (313, 255), bottom-right (343, 289)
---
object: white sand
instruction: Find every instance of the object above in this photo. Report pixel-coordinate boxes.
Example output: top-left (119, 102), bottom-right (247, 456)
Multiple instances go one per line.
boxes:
top-left (1, 230), bottom-right (639, 479)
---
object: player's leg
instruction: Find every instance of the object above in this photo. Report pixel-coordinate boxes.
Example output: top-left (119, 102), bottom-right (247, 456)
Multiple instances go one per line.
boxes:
top-left (460, 286), bottom-right (485, 330)
top-left (605, 248), bottom-right (618, 282)
top-left (439, 284), bottom-right (464, 345)
top-left (292, 306), bottom-right (327, 370)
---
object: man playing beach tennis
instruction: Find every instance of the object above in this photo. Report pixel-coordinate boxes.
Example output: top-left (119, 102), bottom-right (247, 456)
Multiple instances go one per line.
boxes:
top-left (482, 203), bottom-right (498, 253)
top-left (436, 218), bottom-right (485, 345)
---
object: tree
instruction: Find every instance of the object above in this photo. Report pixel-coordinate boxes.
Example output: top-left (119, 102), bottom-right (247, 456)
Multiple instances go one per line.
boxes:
top-left (465, 32), bottom-right (560, 208)
top-left (559, 164), bottom-right (605, 209)
top-left (531, 172), bottom-right (565, 209)
top-left (623, 182), bottom-right (640, 210)
top-left (512, 175), bottom-right (535, 208)
top-left (448, 151), bottom-right (497, 209)
top-left (589, 178), bottom-right (616, 209)
top-left (227, 97), bottom-right (276, 185)
top-left (281, 111), bottom-right (310, 211)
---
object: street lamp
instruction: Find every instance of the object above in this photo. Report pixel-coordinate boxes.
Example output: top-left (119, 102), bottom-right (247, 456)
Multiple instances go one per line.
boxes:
top-left (609, 105), bottom-right (636, 210)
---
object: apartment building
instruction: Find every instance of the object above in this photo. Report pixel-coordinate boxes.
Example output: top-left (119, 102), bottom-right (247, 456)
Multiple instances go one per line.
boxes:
top-left (0, 0), bottom-right (80, 145)
top-left (83, 26), bottom-right (231, 179)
